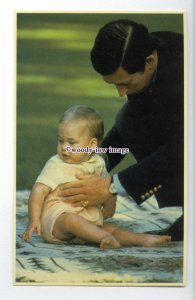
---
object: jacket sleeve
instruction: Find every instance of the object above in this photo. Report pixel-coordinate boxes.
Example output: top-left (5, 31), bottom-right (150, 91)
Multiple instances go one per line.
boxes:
top-left (117, 121), bottom-right (183, 205)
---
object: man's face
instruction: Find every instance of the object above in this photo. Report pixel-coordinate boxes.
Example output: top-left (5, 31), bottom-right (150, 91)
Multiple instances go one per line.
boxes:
top-left (103, 64), bottom-right (154, 97)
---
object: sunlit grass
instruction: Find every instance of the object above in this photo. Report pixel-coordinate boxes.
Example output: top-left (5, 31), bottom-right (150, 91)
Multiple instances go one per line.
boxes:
top-left (17, 73), bottom-right (120, 101)
top-left (17, 21), bottom-right (98, 51)
top-left (17, 75), bottom-right (55, 84)
top-left (17, 28), bottom-right (92, 40)
top-left (18, 27), bottom-right (94, 51)
top-left (18, 78), bottom-right (116, 98)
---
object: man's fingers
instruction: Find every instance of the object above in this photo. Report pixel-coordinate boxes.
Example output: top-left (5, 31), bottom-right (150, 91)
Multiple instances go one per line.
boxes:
top-left (59, 174), bottom-right (95, 190)
top-left (63, 194), bottom-right (86, 205)
top-left (60, 187), bottom-right (84, 197)
top-left (59, 181), bottom-right (84, 191)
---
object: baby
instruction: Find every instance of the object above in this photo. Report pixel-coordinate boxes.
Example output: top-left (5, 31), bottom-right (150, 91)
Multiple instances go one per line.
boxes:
top-left (23, 105), bottom-right (171, 249)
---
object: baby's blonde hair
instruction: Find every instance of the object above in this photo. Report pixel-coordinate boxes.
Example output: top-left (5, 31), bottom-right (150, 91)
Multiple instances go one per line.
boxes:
top-left (59, 105), bottom-right (104, 145)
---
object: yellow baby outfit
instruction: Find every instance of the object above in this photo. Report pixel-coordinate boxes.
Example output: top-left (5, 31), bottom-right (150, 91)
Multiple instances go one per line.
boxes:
top-left (36, 154), bottom-right (107, 243)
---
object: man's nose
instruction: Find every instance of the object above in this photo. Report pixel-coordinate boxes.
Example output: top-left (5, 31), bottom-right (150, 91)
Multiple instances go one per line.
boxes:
top-left (116, 86), bottom-right (128, 97)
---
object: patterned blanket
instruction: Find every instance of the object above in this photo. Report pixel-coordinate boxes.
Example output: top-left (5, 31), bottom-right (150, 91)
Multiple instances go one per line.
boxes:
top-left (15, 191), bottom-right (184, 285)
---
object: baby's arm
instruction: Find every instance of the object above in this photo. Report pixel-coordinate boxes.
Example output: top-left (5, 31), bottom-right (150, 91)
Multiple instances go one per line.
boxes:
top-left (101, 195), bottom-right (117, 220)
top-left (100, 159), bottom-right (117, 219)
top-left (23, 182), bottom-right (51, 241)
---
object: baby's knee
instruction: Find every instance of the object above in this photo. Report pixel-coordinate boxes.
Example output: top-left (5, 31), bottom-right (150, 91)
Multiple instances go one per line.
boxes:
top-left (52, 213), bottom-right (75, 241)
top-left (55, 212), bottom-right (77, 230)
top-left (63, 212), bottom-right (77, 226)
top-left (102, 223), bottom-right (119, 235)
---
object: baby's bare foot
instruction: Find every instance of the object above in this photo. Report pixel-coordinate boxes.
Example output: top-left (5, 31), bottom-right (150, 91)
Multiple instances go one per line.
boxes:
top-left (100, 234), bottom-right (120, 249)
top-left (141, 234), bottom-right (171, 247)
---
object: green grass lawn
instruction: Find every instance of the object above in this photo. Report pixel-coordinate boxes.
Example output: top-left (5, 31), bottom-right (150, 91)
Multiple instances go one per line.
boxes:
top-left (17, 13), bottom-right (183, 189)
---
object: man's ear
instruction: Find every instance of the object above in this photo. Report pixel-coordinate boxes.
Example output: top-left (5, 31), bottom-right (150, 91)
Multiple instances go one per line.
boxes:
top-left (145, 54), bottom-right (155, 69)
top-left (89, 138), bottom-right (98, 148)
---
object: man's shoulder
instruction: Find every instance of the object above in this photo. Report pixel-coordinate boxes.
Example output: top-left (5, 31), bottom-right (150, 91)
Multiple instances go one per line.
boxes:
top-left (152, 31), bottom-right (183, 57)
top-left (152, 31), bottom-right (183, 42)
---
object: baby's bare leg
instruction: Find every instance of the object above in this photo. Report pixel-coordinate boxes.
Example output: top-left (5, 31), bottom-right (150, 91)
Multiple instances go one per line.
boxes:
top-left (103, 223), bottom-right (171, 247)
top-left (52, 212), bottom-right (120, 249)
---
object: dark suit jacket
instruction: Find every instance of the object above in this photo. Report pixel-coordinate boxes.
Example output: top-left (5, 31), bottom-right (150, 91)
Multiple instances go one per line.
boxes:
top-left (102, 31), bottom-right (184, 208)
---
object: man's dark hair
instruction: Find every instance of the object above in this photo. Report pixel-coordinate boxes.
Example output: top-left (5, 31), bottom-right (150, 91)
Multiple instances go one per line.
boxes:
top-left (90, 19), bottom-right (159, 75)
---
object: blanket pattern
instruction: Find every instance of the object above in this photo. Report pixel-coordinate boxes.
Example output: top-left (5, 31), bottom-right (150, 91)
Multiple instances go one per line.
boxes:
top-left (15, 191), bottom-right (184, 285)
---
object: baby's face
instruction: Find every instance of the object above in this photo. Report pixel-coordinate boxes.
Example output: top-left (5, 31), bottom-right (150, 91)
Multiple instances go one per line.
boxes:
top-left (57, 120), bottom-right (97, 164)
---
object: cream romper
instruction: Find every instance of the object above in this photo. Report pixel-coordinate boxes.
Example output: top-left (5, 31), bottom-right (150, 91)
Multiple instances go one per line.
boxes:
top-left (36, 154), bottom-right (107, 243)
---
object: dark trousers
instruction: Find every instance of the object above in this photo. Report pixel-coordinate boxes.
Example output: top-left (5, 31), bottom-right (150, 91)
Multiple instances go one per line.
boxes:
top-left (161, 215), bottom-right (184, 241)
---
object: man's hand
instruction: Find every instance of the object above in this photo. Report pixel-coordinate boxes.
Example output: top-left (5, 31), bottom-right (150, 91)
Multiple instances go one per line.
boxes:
top-left (47, 174), bottom-right (113, 207)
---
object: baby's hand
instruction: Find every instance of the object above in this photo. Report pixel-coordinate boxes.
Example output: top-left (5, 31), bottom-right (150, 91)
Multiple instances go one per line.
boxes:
top-left (22, 220), bottom-right (41, 241)
top-left (101, 195), bottom-right (117, 220)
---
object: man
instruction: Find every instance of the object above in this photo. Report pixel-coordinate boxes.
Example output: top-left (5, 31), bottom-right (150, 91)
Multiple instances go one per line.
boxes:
top-left (52, 19), bottom-right (184, 240)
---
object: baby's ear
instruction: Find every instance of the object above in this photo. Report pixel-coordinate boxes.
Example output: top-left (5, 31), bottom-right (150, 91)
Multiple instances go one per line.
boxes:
top-left (89, 138), bottom-right (98, 148)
